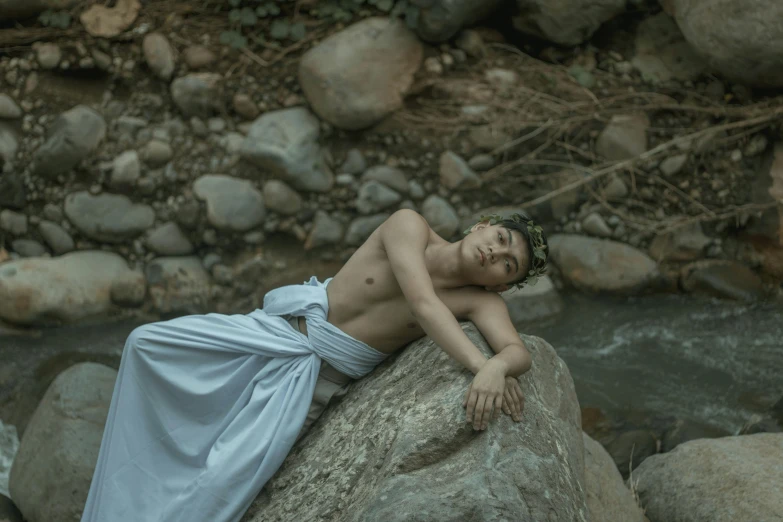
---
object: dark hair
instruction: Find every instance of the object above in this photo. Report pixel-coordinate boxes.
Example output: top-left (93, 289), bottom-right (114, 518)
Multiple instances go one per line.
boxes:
top-left (499, 212), bottom-right (548, 287)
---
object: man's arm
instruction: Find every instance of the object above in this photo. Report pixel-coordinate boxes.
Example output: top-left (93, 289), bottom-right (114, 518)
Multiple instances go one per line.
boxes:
top-left (379, 209), bottom-right (487, 374)
top-left (467, 292), bottom-right (532, 378)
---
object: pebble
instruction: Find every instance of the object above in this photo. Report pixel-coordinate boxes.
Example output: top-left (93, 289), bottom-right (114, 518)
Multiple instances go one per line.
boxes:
top-left (0, 210), bottom-right (27, 235)
top-left (467, 154), bottom-right (495, 172)
top-left (11, 239), bottom-right (47, 258)
top-left (0, 94), bottom-right (22, 119)
top-left (38, 221), bottom-right (75, 254)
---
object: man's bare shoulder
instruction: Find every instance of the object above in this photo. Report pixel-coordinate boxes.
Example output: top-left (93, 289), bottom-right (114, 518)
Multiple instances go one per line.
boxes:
top-left (438, 285), bottom-right (504, 320)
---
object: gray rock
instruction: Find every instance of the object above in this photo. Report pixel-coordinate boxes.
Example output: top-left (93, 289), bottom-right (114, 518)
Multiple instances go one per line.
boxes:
top-left (64, 192), bottom-right (155, 243)
top-left (202, 253), bottom-right (222, 271)
top-left (335, 173), bottom-right (355, 186)
top-left (408, 180), bottom-right (426, 200)
top-left (233, 93), bottom-right (259, 120)
top-left (596, 114), bottom-right (649, 161)
top-left (582, 433), bottom-right (646, 522)
top-left (0, 210), bottom-right (27, 235)
top-left (0, 94), bottom-right (22, 119)
top-left (9, 363), bottom-right (117, 522)
top-left (142, 33), bottom-right (176, 81)
top-left (145, 222), bottom-right (194, 256)
top-left (38, 221), bottom-right (74, 255)
top-left (240, 107), bottom-right (333, 192)
top-left (220, 132), bottom-right (245, 155)
top-left (582, 212), bottom-right (612, 238)
top-left (398, 199), bottom-right (417, 212)
top-left (680, 260), bottom-right (766, 302)
top-left (345, 213), bottom-right (390, 246)
top-left (439, 151), bottom-right (482, 190)
top-left (649, 222), bottom-right (711, 261)
top-left (411, 1), bottom-right (503, 41)
top-left (356, 181), bottom-right (402, 215)
top-left (140, 139), bottom-right (173, 167)
top-left (0, 122), bottom-right (19, 165)
top-left (34, 42), bottom-right (62, 69)
top-left (340, 148), bottom-right (366, 175)
top-left (501, 275), bottom-right (563, 325)
top-left (362, 165), bottom-right (408, 194)
top-left (262, 180), bottom-right (302, 216)
top-left (32, 105), bottom-right (106, 178)
top-left (245, 324), bottom-right (587, 522)
top-left (11, 239), bottom-right (46, 258)
top-left (145, 257), bottom-right (210, 314)
top-left (0, 251), bottom-right (136, 325)
top-left (211, 264), bottom-right (233, 286)
top-left (455, 30), bottom-right (486, 58)
top-left (632, 12), bottom-right (706, 83)
top-left (298, 18), bottom-right (423, 130)
top-left (110, 150), bottom-right (141, 189)
top-left (193, 174), bottom-right (265, 232)
top-left (467, 153), bottom-right (494, 171)
top-left (170, 73), bottom-right (223, 118)
top-left (659, 154), bottom-right (688, 176)
top-left (512, 0), bottom-right (625, 46)
top-left (115, 116), bottom-right (148, 138)
top-left (602, 176), bottom-right (628, 201)
top-left (421, 195), bottom-right (459, 238)
top-left (305, 211), bottom-right (344, 249)
top-left (109, 270), bottom-right (147, 307)
top-left (634, 434), bottom-right (783, 521)
top-left (182, 46), bottom-right (216, 69)
top-left (743, 134), bottom-right (768, 157)
top-left (666, 0), bottom-right (783, 88)
top-left (549, 234), bottom-right (659, 293)
top-left (0, 171), bottom-right (25, 210)
top-left (42, 204), bottom-right (63, 223)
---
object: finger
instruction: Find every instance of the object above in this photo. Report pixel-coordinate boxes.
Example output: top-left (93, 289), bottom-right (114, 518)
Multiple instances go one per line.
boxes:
top-left (463, 385), bottom-right (471, 408)
top-left (466, 390), bottom-right (478, 424)
top-left (479, 395), bottom-right (494, 430)
top-left (473, 393), bottom-right (486, 430)
top-left (502, 393), bottom-right (512, 415)
top-left (493, 394), bottom-right (503, 420)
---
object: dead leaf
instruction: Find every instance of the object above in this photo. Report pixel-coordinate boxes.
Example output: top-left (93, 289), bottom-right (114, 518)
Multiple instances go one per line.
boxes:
top-left (80, 0), bottom-right (142, 38)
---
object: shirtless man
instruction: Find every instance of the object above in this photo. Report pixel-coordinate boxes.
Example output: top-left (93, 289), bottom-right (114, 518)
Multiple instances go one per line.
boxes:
top-left (313, 208), bottom-right (547, 432)
top-left (81, 207), bottom-right (547, 522)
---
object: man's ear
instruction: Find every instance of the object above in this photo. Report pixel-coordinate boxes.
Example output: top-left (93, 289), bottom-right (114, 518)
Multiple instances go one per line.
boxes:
top-left (485, 284), bottom-right (509, 293)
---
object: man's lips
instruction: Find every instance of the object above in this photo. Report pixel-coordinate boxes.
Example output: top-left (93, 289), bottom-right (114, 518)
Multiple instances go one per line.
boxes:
top-left (478, 248), bottom-right (485, 266)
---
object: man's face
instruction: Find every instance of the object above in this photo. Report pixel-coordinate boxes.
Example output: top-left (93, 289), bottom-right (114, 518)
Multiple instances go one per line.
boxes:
top-left (465, 222), bottom-right (530, 292)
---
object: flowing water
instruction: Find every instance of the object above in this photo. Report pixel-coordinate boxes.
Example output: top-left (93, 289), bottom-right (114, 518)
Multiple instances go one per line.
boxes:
top-left (523, 293), bottom-right (783, 432)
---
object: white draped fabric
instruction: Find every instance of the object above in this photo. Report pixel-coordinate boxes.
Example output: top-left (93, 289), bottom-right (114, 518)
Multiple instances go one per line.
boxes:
top-left (81, 277), bottom-right (388, 522)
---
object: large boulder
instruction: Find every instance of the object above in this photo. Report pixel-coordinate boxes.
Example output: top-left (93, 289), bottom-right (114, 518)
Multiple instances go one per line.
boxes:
top-left (634, 433), bottom-right (783, 521)
top-left (244, 323), bottom-right (588, 521)
top-left (664, 0), bottom-right (783, 88)
top-left (549, 234), bottom-right (659, 293)
top-left (192, 174), bottom-right (266, 232)
top-left (512, 0), bottom-right (626, 46)
top-left (298, 17), bottom-right (423, 130)
top-left (582, 433), bottom-right (645, 522)
top-left (9, 363), bottom-right (117, 522)
top-left (240, 107), bottom-right (333, 192)
top-left (410, 0), bottom-right (504, 42)
top-left (0, 251), bottom-right (142, 325)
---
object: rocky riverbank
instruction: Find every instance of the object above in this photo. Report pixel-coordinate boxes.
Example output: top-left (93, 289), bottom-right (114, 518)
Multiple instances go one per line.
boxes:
top-left (2, 0), bottom-right (783, 520)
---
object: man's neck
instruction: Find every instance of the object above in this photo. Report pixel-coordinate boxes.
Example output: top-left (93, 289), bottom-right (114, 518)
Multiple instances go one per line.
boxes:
top-left (427, 240), bottom-right (474, 289)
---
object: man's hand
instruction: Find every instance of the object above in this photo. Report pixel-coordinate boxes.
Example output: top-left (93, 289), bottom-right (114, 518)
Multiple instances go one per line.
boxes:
top-left (501, 376), bottom-right (524, 422)
top-left (462, 359), bottom-right (506, 431)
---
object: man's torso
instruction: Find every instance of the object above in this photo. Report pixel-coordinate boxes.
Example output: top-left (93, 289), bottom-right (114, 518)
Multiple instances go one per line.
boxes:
top-left (307, 225), bottom-right (486, 354)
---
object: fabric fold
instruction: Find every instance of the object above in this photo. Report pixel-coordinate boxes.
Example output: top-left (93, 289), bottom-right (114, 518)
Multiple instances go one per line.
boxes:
top-left (81, 276), bottom-right (388, 522)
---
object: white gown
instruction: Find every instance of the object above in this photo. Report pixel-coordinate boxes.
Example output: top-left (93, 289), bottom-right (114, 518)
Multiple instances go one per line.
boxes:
top-left (80, 277), bottom-right (389, 522)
